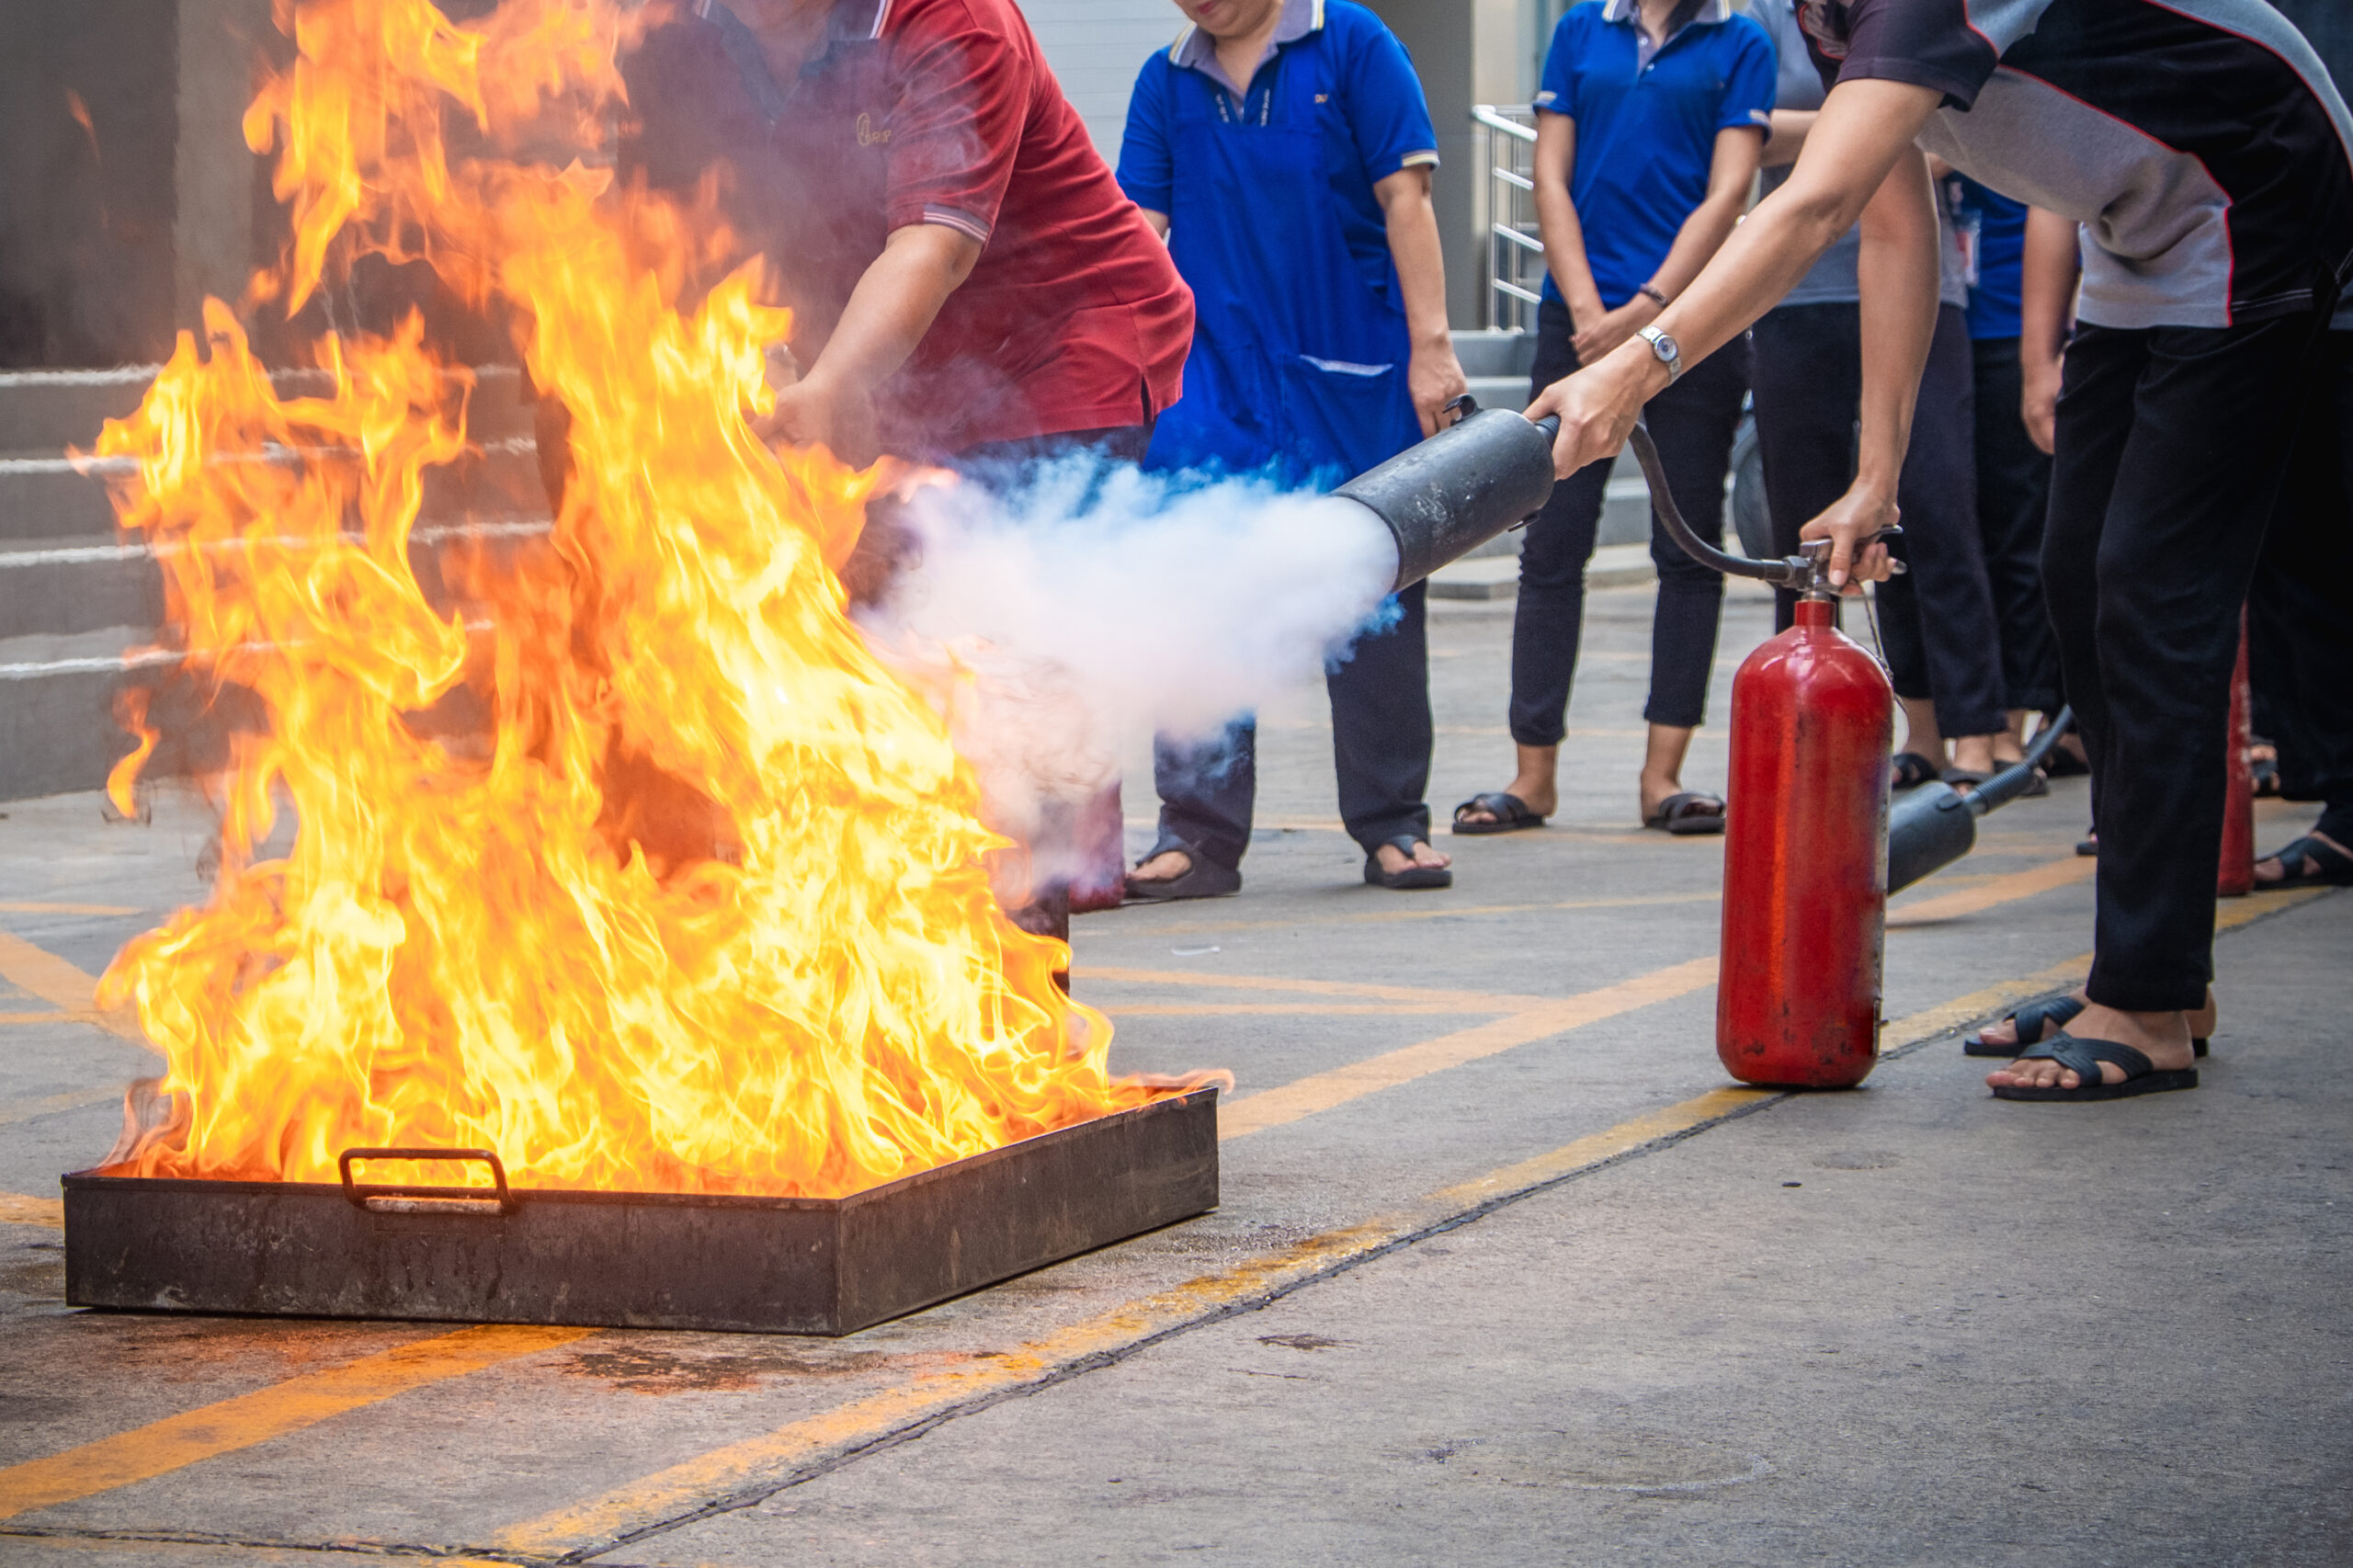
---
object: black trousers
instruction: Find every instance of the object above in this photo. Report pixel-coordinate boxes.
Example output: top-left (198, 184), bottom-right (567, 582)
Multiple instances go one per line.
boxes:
top-left (1151, 581), bottom-right (1435, 868)
top-left (1509, 295), bottom-right (1746, 743)
top-left (2248, 329), bottom-right (2353, 846)
top-left (1750, 301), bottom-right (2006, 738)
top-left (2045, 312), bottom-right (2328, 1012)
top-left (1970, 335), bottom-right (2062, 713)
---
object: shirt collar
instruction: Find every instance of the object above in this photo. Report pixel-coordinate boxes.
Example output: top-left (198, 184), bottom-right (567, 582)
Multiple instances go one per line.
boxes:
top-left (1599, 0), bottom-right (1732, 28)
top-left (1172, 0), bottom-right (1324, 101)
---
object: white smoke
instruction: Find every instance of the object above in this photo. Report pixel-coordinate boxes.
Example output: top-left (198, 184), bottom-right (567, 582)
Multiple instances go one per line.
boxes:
top-left (857, 457), bottom-right (1401, 855)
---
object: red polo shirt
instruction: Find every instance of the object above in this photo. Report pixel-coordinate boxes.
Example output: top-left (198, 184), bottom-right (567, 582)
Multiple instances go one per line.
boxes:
top-left (622, 0), bottom-right (1193, 457)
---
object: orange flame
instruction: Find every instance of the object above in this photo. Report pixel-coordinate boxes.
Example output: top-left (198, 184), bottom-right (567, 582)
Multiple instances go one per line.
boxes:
top-left (93, 0), bottom-right (1173, 1198)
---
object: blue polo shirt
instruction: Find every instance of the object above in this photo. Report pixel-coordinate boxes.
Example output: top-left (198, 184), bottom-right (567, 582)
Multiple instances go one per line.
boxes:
top-left (1951, 174), bottom-right (2029, 340)
top-left (1535, 0), bottom-right (1775, 311)
top-left (1119, 0), bottom-right (1438, 300)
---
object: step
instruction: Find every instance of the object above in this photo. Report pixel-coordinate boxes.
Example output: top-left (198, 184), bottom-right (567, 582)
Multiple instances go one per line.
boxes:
top-left (0, 515), bottom-right (552, 644)
top-left (0, 435), bottom-right (546, 541)
top-left (0, 364), bottom-right (533, 453)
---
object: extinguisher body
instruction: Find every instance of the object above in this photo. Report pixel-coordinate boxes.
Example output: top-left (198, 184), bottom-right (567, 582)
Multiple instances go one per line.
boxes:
top-left (1718, 597), bottom-right (1893, 1087)
top-left (2217, 617), bottom-right (2255, 897)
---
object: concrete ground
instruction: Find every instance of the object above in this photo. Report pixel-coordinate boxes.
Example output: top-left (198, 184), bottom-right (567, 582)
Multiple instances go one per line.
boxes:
top-left (0, 580), bottom-right (2345, 1566)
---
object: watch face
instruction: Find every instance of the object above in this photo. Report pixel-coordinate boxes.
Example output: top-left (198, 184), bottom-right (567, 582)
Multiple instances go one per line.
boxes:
top-left (1652, 331), bottom-right (1680, 361)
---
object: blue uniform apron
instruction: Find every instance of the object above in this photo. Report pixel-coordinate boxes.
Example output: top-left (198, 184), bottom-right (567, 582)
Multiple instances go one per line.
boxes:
top-left (1146, 34), bottom-right (1423, 488)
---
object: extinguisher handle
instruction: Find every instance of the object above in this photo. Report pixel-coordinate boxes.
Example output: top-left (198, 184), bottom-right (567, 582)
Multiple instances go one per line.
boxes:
top-left (1632, 420), bottom-right (1902, 594)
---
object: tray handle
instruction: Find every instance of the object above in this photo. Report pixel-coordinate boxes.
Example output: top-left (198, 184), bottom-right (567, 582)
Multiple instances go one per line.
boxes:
top-left (339, 1146), bottom-right (513, 1215)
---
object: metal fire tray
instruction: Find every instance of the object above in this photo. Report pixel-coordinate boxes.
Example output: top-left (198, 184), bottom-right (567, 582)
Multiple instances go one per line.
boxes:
top-left (61, 1086), bottom-right (1217, 1335)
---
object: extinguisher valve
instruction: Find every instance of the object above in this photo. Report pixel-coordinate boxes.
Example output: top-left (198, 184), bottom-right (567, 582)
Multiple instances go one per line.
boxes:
top-left (1632, 421), bottom-right (1904, 597)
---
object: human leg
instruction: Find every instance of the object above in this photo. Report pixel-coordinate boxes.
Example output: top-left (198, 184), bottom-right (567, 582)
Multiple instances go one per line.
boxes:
top-left (1747, 304), bottom-right (1861, 633)
top-left (1970, 335), bottom-right (2061, 733)
top-left (1329, 581), bottom-right (1448, 875)
top-left (1133, 719), bottom-right (1256, 894)
top-left (1638, 334), bottom-right (1747, 824)
top-left (1460, 300), bottom-right (1606, 827)
top-left (1999, 314), bottom-right (2323, 1089)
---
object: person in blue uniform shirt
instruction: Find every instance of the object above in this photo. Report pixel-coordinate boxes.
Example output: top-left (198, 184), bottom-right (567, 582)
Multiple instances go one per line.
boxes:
top-left (1116, 0), bottom-right (1468, 899)
top-left (1451, 0), bottom-right (1775, 839)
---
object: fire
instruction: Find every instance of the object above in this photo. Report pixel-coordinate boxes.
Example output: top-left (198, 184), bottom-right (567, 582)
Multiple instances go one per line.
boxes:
top-left (91, 0), bottom-right (1174, 1198)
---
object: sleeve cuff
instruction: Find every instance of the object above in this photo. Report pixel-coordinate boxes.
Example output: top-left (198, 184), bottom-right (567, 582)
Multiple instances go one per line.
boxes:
top-left (1834, 58), bottom-right (1987, 112)
top-left (1399, 150), bottom-right (1439, 169)
top-left (1720, 108), bottom-right (1772, 131)
top-left (914, 204), bottom-right (994, 244)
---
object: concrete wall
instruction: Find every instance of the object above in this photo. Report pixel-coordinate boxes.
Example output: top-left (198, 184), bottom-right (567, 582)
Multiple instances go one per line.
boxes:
top-left (0, 0), bottom-right (271, 369)
top-left (1024, 1), bottom-right (1185, 165)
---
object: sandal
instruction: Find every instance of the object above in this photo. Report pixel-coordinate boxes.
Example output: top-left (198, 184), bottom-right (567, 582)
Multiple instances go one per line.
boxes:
top-left (1364, 835), bottom-right (1452, 890)
top-left (1966, 995), bottom-right (2206, 1058)
top-left (1643, 791), bottom-right (1724, 836)
top-left (1939, 767), bottom-right (1994, 793)
top-left (2256, 834), bottom-right (2353, 889)
top-left (1989, 1033), bottom-right (2198, 1101)
top-left (2075, 831), bottom-right (2097, 858)
top-left (1122, 848), bottom-right (1243, 903)
top-left (1451, 791), bottom-right (1545, 835)
top-left (1891, 752), bottom-right (1941, 791)
top-left (2249, 740), bottom-right (2280, 798)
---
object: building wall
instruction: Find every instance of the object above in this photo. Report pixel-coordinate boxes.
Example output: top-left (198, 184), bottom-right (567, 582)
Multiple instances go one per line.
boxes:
top-left (1022, 0), bottom-right (1186, 166)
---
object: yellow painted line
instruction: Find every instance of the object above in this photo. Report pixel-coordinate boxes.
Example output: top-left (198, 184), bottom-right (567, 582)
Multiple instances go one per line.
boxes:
top-left (1218, 957), bottom-right (1720, 1141)
top-left (0, 1193), bottom-right (63, 1228)
top-left (0, 902), bottom-right (144, 916)
top-left (0, 1088), bottom-right (119, 1127)
top-left (1086, 964), bottom-right (1554, 1010)
top-left (0, 1011), bottom-right (100, 1025)
top-left (1097, 891), bottom-right (1718, 939)
top-left (1104, 1001), bottom-right (1467, 1017)
top-left (1887, 854), bottom-right (2094, 926)
top-left (0, 932), bottom-right (140, 1040)
top-left (0, 1324), bottom-right (594, 1522)
top-left (493, 1074), bottom-right (1759, 1560)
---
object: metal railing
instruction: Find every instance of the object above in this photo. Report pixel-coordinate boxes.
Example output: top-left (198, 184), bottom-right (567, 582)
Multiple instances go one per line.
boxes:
top-left (1472, 105), bottom-right (1543, 334)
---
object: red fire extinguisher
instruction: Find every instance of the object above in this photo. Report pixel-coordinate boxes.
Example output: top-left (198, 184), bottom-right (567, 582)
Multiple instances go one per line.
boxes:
top-left (1631, 423), bottom-right (1892, 1088)
top-left (2217, 614), bottom-right (2255, 898)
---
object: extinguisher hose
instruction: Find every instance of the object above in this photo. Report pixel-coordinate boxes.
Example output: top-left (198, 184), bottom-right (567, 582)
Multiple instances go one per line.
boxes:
top-left (1627, 421), bottom-right (1809, 588)
top-left (1963, 708), bottom-right (2076, 817)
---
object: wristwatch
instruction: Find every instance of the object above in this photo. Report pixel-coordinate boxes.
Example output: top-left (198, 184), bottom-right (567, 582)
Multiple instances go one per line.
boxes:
top-left (1637, 325), bottom-right (1682, 383)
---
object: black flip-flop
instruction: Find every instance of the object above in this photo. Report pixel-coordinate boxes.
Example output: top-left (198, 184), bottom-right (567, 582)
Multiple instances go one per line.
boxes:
top-left (1989, 1033), bottom-right (2199, 1102)
top-left (1964, 995), bottom-right (2209, 1059)
top-left (1644, 790), bottom-right (1724, 836)
top-left (2256, 834), bottom-right (2353, 889)
top-left (1122, 851), bottom-right (1242, 903)
top-left (1451, 791), bottom-right (1544, 835)
top-left (2075, 831), bottom-right (2097, 858)
top-left (1365, 834), bottom-right (1451, 890)
top-left (1964, 995), bottom-right (2085, 1056)
top-left (1891, 752), bottom-right (1941, 791)
top-left (1940, 767), bottom-right (1994, 793)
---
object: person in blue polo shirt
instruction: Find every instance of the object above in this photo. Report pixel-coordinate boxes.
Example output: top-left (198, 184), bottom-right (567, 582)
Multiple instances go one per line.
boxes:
top-left (1452, 0), bottom-right (1773, 839)
top-left (1115, 0), bottom-right (1469, 899)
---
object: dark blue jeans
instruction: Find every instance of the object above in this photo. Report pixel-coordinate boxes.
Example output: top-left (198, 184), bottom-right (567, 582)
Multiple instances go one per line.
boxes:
top-left (1509, 295), bottom-right (1747, 744)
top-left (1151, 580), bottom-right (1435, 869)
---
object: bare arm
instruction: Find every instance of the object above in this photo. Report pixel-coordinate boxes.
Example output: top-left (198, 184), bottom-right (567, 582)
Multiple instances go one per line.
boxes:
top-left (1140, 209), bottom-right (1170, 240)
top-left (2018, 205), bottom-right (2078, 454)
top-left (758, 222), bottom-right (983, 462)
top-left (1760, 108), bottom-right (1814, 169)
top-left (1528, 78), bottom-right (1943, 541)
top-left (1533, 112), bottom-right (1605, 331)
top-left (1373, 165), bottom-right (1469, 436)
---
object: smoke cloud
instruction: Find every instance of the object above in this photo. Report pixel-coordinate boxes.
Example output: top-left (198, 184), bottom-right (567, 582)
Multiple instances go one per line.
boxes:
top-left (857, 457), bottom-right (1401, 849)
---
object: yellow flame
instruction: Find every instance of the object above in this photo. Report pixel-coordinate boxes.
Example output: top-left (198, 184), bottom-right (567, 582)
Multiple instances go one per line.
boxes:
top-left (94, 0), bottom-right (1168, 1198)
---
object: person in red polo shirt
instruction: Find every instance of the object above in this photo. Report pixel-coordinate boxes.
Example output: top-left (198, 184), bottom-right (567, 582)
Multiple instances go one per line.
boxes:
top-left (619, 0), bottom-right (1194, 469)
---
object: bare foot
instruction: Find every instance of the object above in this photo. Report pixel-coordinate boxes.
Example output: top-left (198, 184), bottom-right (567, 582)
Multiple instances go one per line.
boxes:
top-left (1456, 743), bottom-right (1560, 827)
top-left (1128, 848), bottom-right (1192, 885)
top-left (1949, 733), bottom-right (1999, 779)
top-left (1985, 1002), bottom-right (2196, 1091)
top-left (1975, 987), bottom-right (2215, 1051)
top-left (1375, 840), bottom-right (1450, 876)
top-left (2254, 828), bottom-right (2348, 884)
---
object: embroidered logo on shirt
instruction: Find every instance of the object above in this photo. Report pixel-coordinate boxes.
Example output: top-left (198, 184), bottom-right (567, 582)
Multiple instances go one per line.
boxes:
top-left (1315, 93), bottom-right (1328, 103)
top-left (856, 112), bottom-right (891, 145)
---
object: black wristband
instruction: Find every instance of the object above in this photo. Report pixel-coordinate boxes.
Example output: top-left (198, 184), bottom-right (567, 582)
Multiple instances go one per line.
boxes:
top-left (1638, 283), bottom-right (1669, 308)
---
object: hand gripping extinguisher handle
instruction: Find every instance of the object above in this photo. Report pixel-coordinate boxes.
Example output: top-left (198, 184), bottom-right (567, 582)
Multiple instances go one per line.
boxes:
top-left (1628, 419), bottom-right (1902, 597)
